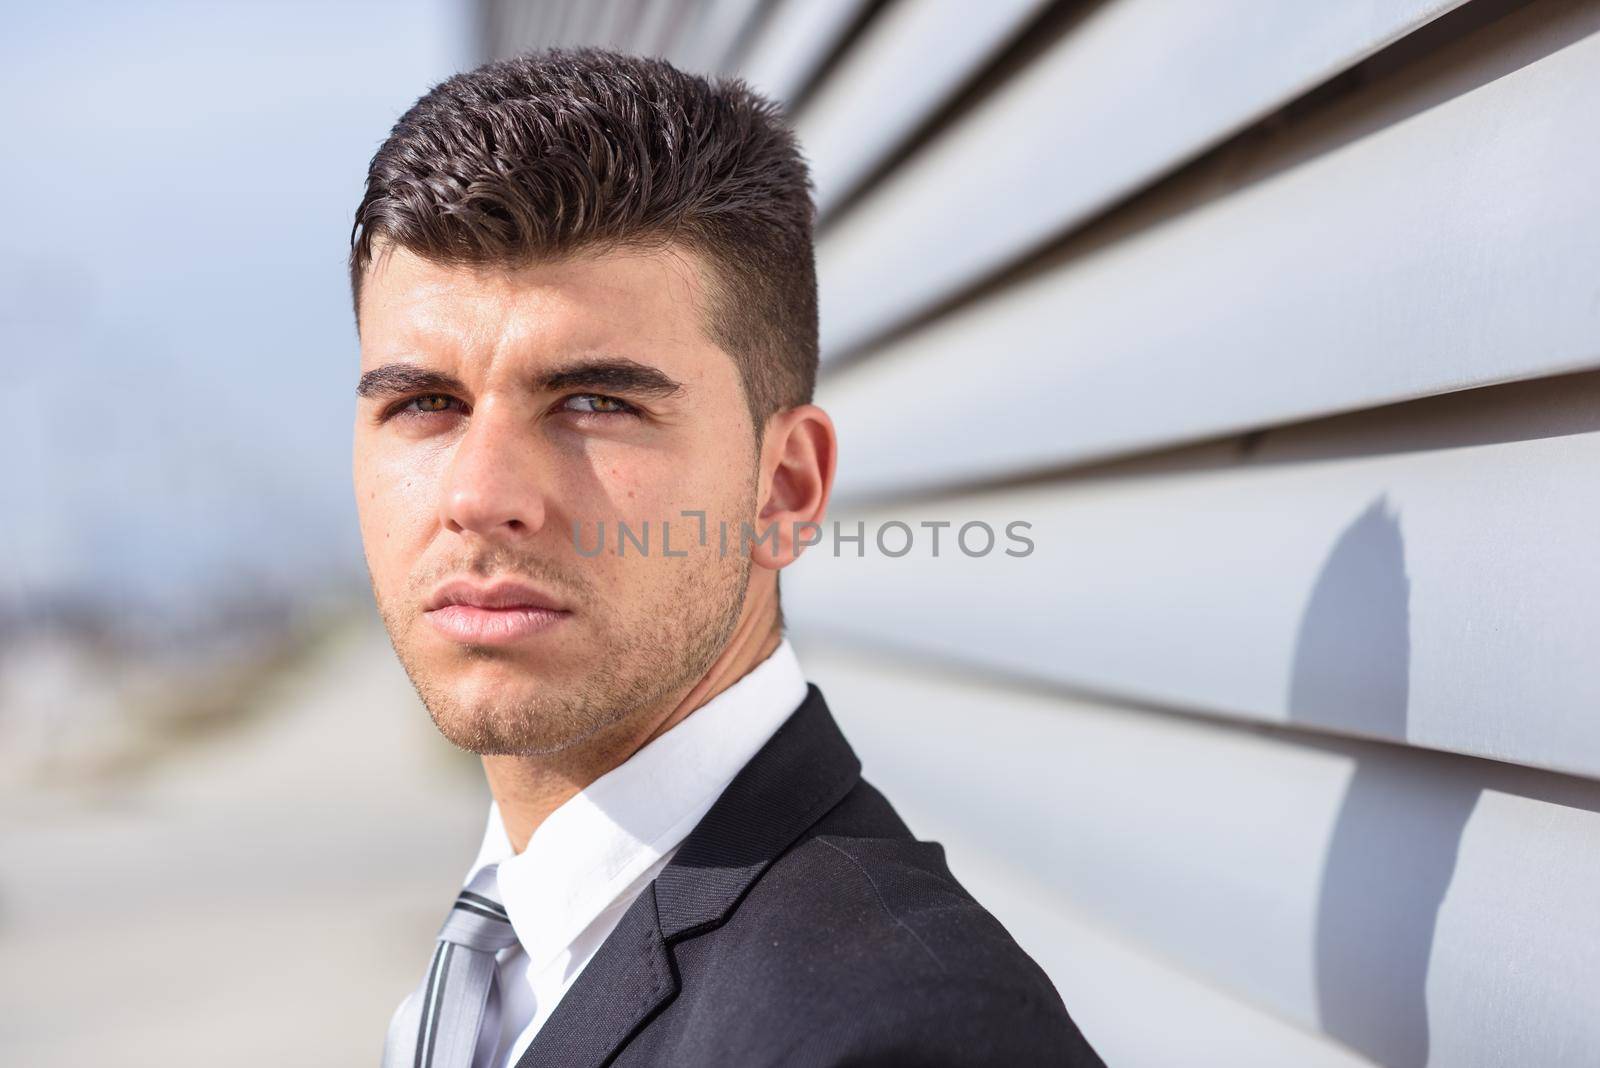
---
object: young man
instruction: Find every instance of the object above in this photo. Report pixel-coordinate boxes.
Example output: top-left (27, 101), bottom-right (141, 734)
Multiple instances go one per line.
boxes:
top-left (351, 47), bottom-right (1102, 1068)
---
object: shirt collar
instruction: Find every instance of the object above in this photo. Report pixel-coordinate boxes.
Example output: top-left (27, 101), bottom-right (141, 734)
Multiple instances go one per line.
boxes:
top-left (463, 637), bottom-right (808, 974)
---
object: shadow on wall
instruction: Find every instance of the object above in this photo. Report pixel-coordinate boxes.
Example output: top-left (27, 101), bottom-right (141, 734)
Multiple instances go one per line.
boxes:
top-left (1287, 496), bottom-right (1480, 1068)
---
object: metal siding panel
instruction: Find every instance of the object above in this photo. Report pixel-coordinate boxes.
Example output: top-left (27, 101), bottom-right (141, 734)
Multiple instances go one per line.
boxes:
top-left (815, 0), bottom-right (1464, 358)
top-left (586, 0), bottom-right (630, 50)
top-left (793, 0), bottom-right (1053, 216)
top-left (673, 0), bottom-right (768, 73)
top-left (543, 0), bottom-right (589, 49)
top-left (625, 0), bottom-right (695, 57)
top-left (889, 813), bottom-right (1378, 1068)
top-left (818, 24), bottom-right (1600, 499)
top-left (733, 0), bottom-right (870, 107)
top-left (788, 373), bottom-right (1600, 776)
top-left (799, 644), bottom-right (1600, 1067)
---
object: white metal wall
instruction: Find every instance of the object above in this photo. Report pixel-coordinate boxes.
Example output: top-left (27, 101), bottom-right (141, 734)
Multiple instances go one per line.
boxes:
top-left (484, 2), bottom-right (1600, 1064)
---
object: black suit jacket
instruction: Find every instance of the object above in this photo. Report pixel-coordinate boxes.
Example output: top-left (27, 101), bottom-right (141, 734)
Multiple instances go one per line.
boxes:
top-left (513, 683), bottom-right (1105, 1067)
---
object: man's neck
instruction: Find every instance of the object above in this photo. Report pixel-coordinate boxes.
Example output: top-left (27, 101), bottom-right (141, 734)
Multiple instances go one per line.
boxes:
top-left (481, 600), bottom-right (784, 854)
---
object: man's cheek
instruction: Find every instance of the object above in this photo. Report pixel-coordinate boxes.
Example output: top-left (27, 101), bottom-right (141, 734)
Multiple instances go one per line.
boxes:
top-left (374, 452), bottom-right (443, 523)
top-left (361, 486), bottom-right (436, 595)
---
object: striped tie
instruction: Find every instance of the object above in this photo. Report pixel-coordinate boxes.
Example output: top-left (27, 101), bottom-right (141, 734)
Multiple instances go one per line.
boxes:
top-left (382, 886), bottom-right (520, 1068)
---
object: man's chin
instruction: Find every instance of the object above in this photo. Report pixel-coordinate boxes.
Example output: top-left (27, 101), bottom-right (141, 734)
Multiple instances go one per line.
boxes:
top-left (419, 679), bottom-right (615, 758)
top-left (429, 704), bottom-right (567, 757)
top-left (437, 648), bottom-right (555, 684)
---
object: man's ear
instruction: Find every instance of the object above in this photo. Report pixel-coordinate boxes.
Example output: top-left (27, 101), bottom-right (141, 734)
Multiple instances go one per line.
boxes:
top-left (751, 404), bottom-right (837, 572)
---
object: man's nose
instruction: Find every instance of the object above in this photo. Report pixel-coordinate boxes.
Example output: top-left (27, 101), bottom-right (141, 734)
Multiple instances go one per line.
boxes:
top-left (439, 401), bottom-right (547, 539)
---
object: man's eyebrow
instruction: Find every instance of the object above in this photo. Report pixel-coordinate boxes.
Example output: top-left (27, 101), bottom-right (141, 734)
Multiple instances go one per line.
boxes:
top-left (355, 357), bottom-right (686, 402)
top-left (537, 358), bottom-right (684, 399)
top-left (356, 363), bottom-right (467, 400)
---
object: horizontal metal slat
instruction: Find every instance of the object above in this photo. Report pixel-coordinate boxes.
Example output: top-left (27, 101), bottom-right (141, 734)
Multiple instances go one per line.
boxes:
top-left (793, 0), bottom-right (1052, 216)
top-left (817, 16), bottom-right (1600, 499)
top-left (731, 0), bottom-right (869, 105)
top-left (815, 0), bottom-right (1462, 358)
top-left (789, 372), bottom-right (1600, 776)
top-left (799, 643), bottom-right (1600, 1068)
top-left (884, 807), bottom-right (1376, 1067)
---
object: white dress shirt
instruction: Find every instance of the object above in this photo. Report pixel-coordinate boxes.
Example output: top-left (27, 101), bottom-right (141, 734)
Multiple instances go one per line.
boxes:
top-left (462, 638), bottom-right (809, 1068)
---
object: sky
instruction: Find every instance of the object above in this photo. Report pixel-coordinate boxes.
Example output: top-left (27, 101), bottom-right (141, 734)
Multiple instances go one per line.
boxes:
top-left (2, 0), bottom-right (473, 629)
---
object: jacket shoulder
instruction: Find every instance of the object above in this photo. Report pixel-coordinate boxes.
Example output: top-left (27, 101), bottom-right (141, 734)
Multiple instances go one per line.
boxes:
top-left (663, 779), bottom-right (1104, 1065)
top-left (761, 779), bottom-right (1064, 999)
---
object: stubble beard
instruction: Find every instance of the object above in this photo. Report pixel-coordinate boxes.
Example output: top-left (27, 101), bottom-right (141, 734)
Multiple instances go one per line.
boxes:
top-left (374, 518), bottom-right (753, 758)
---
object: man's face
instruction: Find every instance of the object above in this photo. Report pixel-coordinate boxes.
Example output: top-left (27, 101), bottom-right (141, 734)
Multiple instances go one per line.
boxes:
top-left (353, 244), bottom-right (758, 755)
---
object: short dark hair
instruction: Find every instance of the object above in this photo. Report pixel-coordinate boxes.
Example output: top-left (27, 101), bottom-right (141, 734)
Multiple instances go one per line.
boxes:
top-left (349, 47), bottom-right (818, 432)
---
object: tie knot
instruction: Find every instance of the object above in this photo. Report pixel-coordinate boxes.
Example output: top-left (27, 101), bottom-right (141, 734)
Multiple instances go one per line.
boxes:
top-left (436, 890), bottom-right (519, 954)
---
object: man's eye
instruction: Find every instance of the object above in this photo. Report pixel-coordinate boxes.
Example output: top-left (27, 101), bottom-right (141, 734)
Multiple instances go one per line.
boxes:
top-left (561, 393), bottom-right (639, 417)
top-left (413, 394), bottom-right (456, 413)
top-left (387, 394), bottom-right (463, 419)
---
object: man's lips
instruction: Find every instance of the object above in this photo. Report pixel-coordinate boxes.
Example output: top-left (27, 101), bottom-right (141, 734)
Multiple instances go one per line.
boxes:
top-left (423, 578), bottom-right (572, 644)
top-left (426, 578), bottom-right (567, 612)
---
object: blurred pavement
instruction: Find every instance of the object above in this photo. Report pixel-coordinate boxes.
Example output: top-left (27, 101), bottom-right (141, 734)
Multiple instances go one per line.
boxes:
top-left (0, 614), bottom-right (486, 1066)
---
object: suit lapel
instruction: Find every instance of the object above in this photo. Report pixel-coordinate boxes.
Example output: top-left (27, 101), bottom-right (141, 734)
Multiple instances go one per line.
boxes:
top-left (654, 683), bottom-right (861, 940)
top-left (511, 883), bottom-right (676, 1068)
top-left (513, 684), bottom-right (861, 1067)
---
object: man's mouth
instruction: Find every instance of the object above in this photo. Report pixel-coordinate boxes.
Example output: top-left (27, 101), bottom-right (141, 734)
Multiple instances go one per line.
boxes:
top-left (423, 578), bottom-right (572, 645)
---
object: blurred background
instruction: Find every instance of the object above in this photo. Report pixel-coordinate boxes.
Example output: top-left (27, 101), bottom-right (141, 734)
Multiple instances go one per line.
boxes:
top-left (5, 1), bottom-right (1599, 1065)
